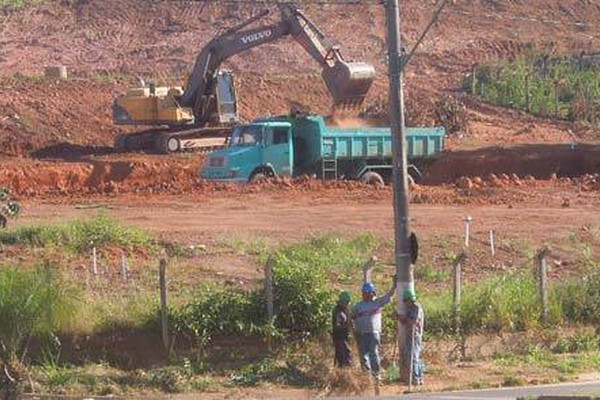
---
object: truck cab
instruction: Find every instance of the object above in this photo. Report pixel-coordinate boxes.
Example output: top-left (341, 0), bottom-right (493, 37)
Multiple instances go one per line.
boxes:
top-left (201, 120), bottom-right (294, 182)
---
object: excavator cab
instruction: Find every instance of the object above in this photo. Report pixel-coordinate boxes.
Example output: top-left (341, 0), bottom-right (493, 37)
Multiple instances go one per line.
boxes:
top-left (322, 60), bottom-right (375, 108)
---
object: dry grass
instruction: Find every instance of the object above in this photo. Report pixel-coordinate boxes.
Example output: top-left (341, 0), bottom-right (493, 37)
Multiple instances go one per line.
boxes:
top-left (321, 368), bottom-right (374, 397)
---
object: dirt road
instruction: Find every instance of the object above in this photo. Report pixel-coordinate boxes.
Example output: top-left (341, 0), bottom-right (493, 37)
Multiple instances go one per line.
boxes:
top-left (20, 194), bottom-right (600, 246)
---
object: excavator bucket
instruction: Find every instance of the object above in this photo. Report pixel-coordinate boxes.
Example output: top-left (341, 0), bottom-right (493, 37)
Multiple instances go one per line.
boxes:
top-left (322, 61), bottom-right (375, 108)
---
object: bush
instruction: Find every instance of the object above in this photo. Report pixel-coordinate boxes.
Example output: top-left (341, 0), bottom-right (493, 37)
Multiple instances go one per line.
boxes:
top-left (557, 271), bottom-right (600, 324)
top-left (173, 284), bottom-right (265, 346)
top-left (272, 251), bottom-right (334, 335)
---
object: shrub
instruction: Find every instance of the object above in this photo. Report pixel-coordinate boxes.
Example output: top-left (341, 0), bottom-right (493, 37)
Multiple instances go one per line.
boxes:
top-left (0, 187), bottom-right (21, 229)
top-left (557, 271), bottom-right (600, 325)
top-left (173, 284), bottom-right (265, 346)
top-left (271, 251), bottom-right (335, 335)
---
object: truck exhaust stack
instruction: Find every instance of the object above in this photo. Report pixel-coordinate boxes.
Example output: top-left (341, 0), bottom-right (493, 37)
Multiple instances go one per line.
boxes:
top-left (322, 61), bottom-right (376, 108)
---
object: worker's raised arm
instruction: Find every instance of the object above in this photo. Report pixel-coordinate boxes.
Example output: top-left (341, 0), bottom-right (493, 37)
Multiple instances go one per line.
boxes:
top-left (375, 276), bottom-right (397, 306)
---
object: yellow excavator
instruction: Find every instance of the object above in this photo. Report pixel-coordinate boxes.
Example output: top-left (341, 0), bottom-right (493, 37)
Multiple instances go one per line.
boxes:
top-left (112, 3), bottom-right (375, 153)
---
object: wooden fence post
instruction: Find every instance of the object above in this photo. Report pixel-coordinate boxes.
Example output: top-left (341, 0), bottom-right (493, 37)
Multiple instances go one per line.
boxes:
top-left (265, 256), bottom-right (274, 321)
top-left (525, 73), bottom-right (531, 112)
top-left (121, 251), bottom-right (127, 283)
top-left (536, 247), bottom-right (551, 326)
top-left (159, 258), bottom-right (170, 353)
top-left (471, 64), bottom-right (477, 95)
top-left (265, 256), bottom-right (275, 350)
top-left (555, 82), bottom-right (560, 117)
top-left (452, 252), bottom-right (468, 359)
top-left (453, 252), bottom-right (467, 333)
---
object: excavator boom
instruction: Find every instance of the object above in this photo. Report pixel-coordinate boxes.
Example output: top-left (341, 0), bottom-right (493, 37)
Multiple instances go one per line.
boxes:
top-left (180, 3), bottom-right (375, 122)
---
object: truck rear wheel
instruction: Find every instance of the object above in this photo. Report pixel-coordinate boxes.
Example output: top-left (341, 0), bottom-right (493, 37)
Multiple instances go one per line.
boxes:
top-left (360, 171), bottom-right (384, 187)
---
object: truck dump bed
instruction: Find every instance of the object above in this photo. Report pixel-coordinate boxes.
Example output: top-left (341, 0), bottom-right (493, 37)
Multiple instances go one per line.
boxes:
top-left (292, 116), bottom-right (445, 168)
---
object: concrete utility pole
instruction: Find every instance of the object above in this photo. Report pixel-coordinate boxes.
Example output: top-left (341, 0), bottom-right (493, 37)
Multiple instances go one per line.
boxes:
top-left (385, 0), bottom-right (414, 381)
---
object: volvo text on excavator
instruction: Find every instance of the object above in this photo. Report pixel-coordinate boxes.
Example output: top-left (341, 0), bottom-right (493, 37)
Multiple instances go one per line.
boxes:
top-left (112, 3), bottom-right (375, 154)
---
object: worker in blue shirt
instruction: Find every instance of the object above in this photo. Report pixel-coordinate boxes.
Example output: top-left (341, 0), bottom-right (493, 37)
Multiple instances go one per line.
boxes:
top-left (351, 277), bottom-right (397, 380)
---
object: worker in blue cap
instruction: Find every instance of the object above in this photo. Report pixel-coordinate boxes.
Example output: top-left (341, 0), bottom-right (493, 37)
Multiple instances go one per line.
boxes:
top-left (332, 291), bottom-right (352, 367)
top-left (351, 276), bottom-right (397, 383)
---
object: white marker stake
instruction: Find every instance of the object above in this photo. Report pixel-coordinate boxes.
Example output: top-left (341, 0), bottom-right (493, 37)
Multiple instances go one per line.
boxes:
top-left (489, 230), bottom-right (495, 257)
top-left (92, 247), bottom-right (98, 276)
top-left (463, 216), bottom-right (472, 247)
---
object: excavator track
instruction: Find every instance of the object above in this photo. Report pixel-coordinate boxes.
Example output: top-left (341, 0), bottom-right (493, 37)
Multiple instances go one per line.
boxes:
top-left (114, 127), bottom-right (229, 154)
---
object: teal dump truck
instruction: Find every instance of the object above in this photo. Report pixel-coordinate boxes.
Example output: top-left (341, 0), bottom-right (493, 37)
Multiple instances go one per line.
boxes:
top-left (201, 114), bottom-right (445, 185)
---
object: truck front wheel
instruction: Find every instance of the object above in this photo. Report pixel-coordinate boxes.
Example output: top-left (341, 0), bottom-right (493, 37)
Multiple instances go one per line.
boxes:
top-left (360, 171), bottom-right (384, 187)
top-left (249, 168), bottom-right (275, 183)
top-left (249, 172), bottom-right (267, 183)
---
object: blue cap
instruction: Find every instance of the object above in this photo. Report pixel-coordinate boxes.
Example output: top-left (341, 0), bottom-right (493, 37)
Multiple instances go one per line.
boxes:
top-left (362, 282), bottom-right (376, 294)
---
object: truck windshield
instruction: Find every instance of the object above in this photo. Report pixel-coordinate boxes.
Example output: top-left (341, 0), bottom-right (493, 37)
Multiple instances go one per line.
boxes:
top-left (229, 125), bottom-right (262, 146)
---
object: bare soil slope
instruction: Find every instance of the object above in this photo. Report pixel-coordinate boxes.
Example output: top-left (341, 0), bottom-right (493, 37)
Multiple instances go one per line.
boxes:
top-left (0, 0), bottom-right (599, 198)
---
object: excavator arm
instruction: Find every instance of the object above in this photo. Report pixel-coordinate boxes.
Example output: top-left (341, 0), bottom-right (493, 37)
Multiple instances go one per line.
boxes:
top-left (181, 3), bottom-right (375, 124)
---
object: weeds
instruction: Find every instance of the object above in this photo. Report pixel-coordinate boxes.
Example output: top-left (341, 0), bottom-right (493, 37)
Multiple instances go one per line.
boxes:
top-left (228, 358), bottom-right (312, 387)
top-left (0, 214), bottom-right (153, 253)
top-left (0, 265), bottom-right (78, 397)
top-left (88, 71), bottom-right (129, 85)
top-left (415, 263), bottom-right (450, 283)
top-left (37, 361), bottom-right (220, 395)
top-left (554, 331), bottom-right (600, 353)
top-left (0, 0), bottom-right (42, 9)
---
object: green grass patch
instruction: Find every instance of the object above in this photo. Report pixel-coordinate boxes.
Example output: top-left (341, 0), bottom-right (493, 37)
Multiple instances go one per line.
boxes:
top-left (419, 266), bottom-right (600, 336)
top-left (554, 331), bottom-right (600, 353)
top-left (465, 52), bottom-right (600, 124)
top-left (0, 214), bottom-right (153, 253)
top-left (276, 234), bottom-right (378, 284)
top-left (0, 0), bottom-right (43, 10)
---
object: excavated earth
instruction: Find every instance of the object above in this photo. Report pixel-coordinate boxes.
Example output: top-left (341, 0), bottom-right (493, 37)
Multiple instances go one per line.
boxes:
top-left (0, 0), bottom-right (599, 203)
